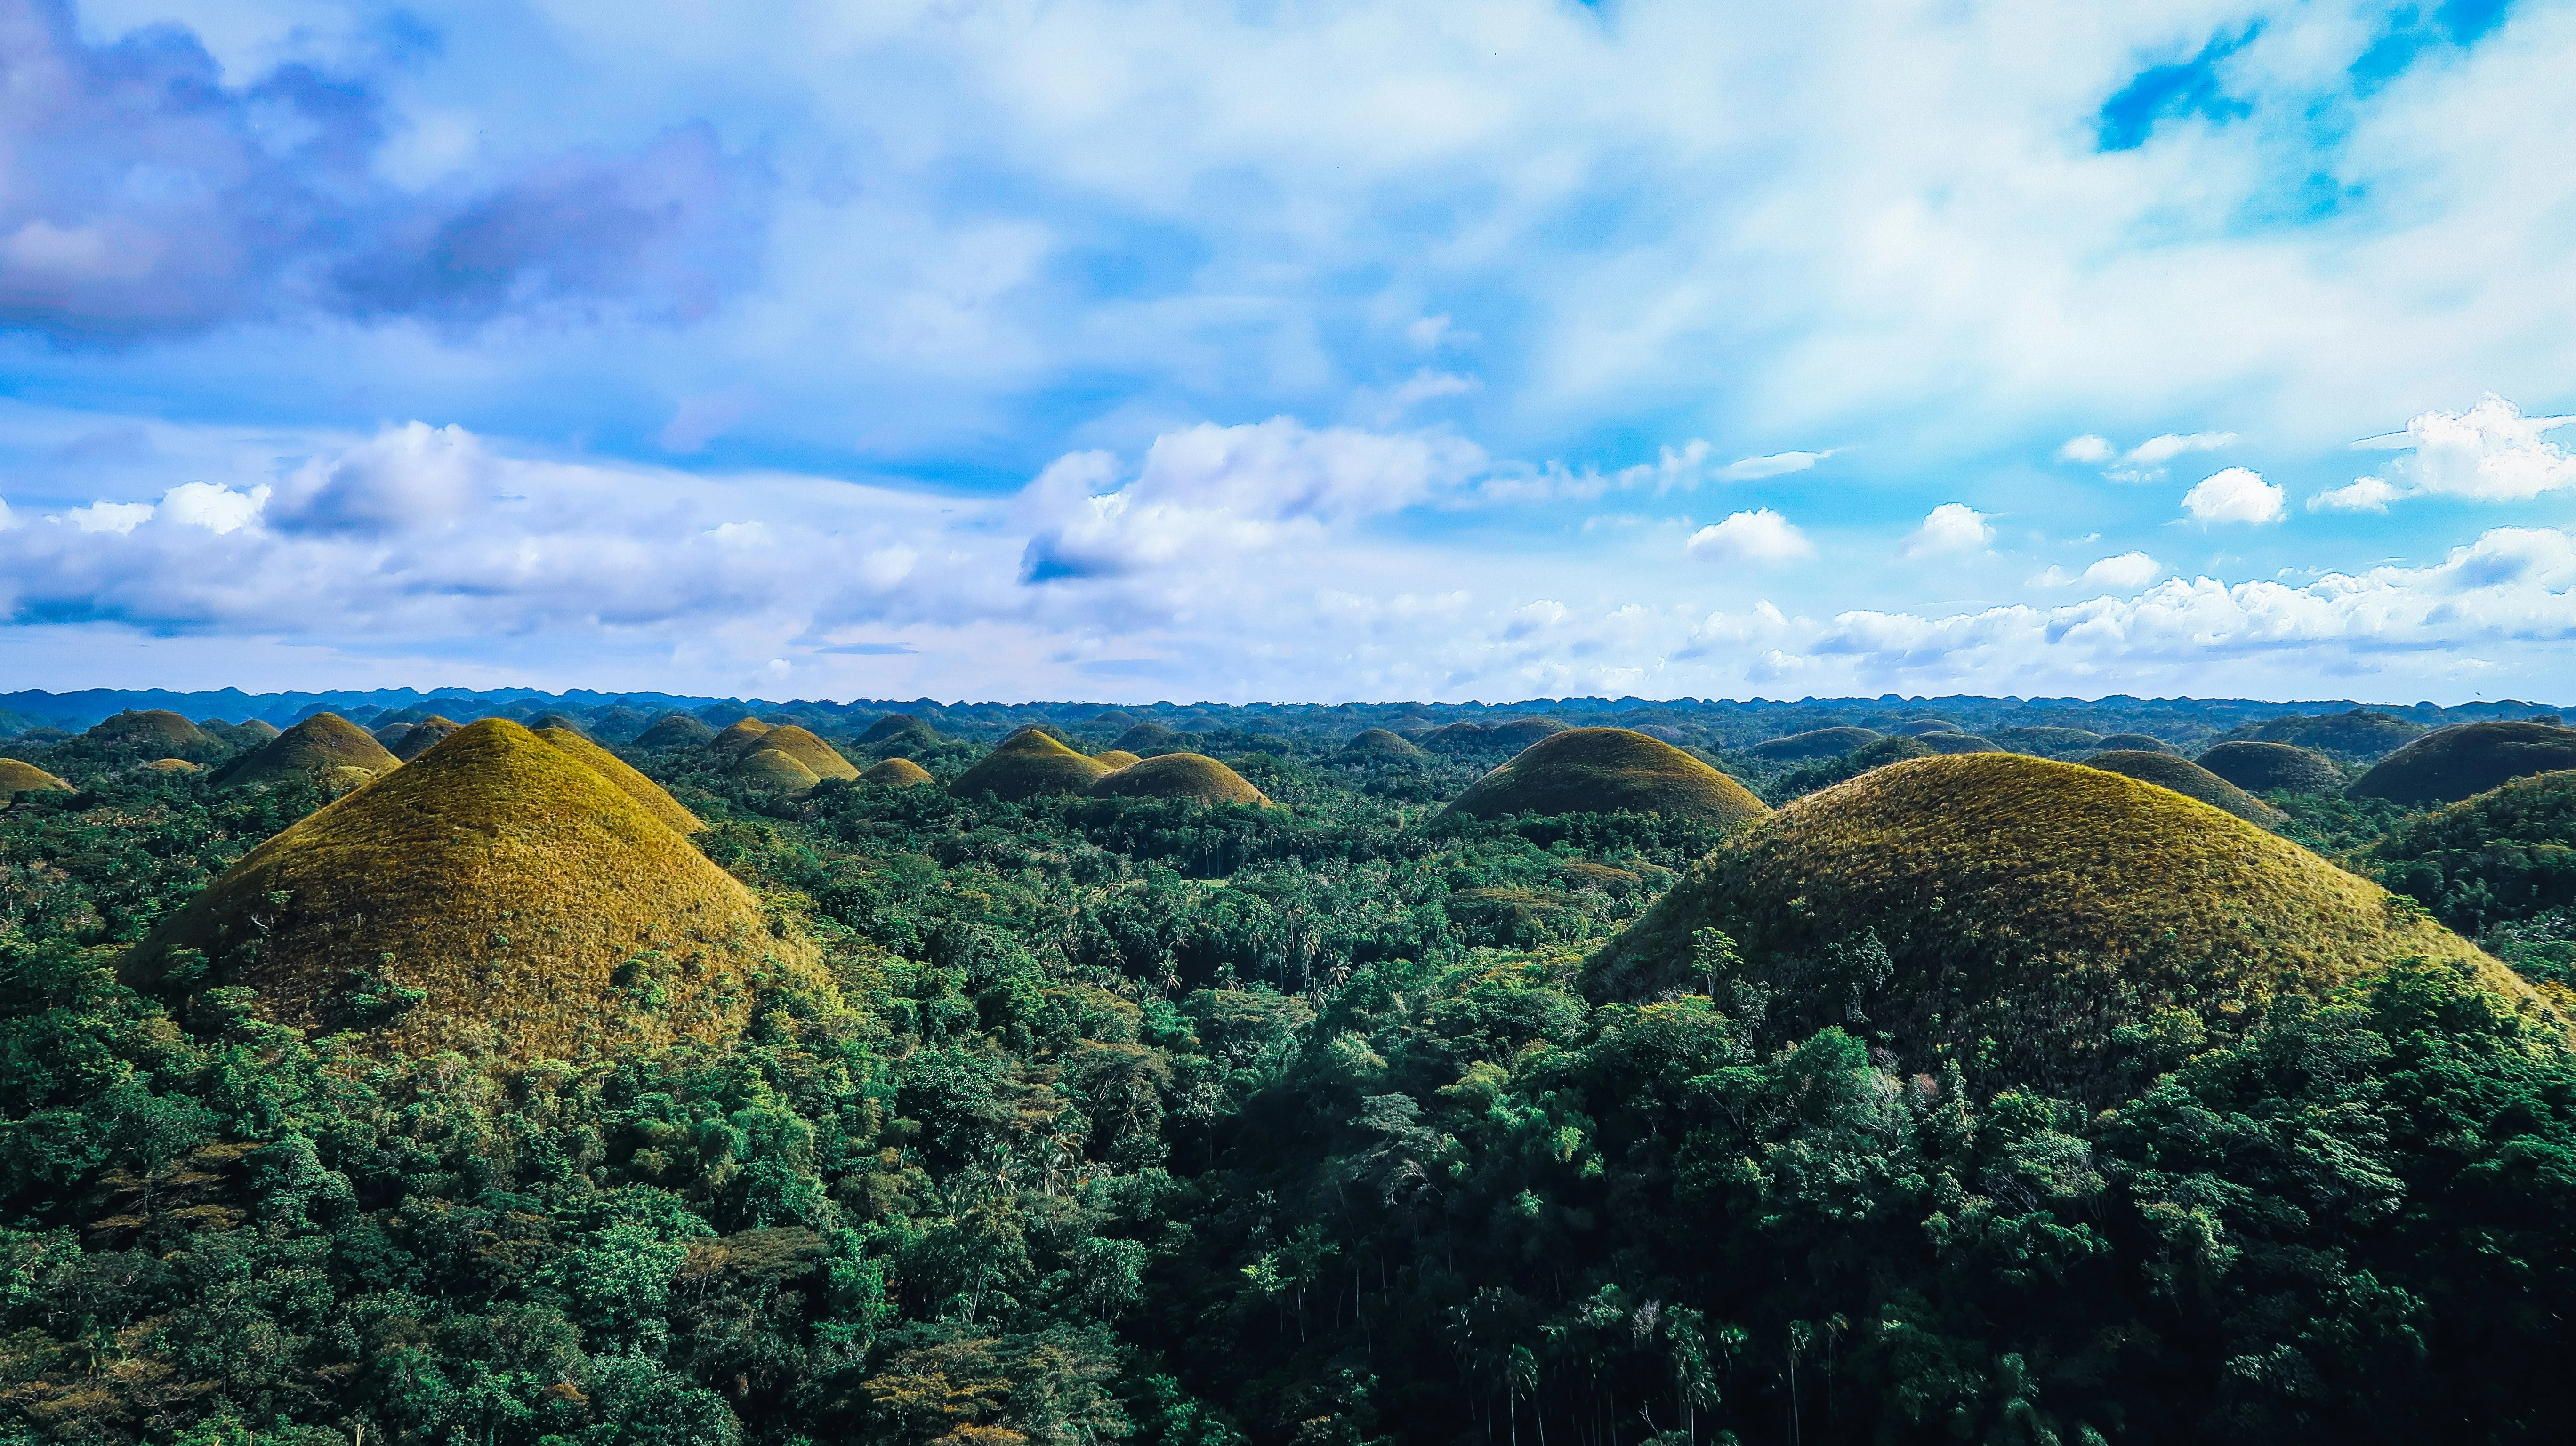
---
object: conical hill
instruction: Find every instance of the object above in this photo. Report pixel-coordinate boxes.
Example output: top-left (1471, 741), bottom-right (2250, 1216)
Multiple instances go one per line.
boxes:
top-left (1748, 727), bottom-right (1879, 761)
top-left (861, 757), bottom-right (935, 787)
top-left (1588, 754), bottom-right (2537, 1097)
top-left (1340, 727), bottom-right (1426, 760)
top-left (1112, 722), bottom-right (1178, 752)
top-left (2197, 741), bottom-right (2342, 795)
top-left (751, 725), bottom-right (858, 781)
top-left (1445, 728), bottom-right (1768, 824)
top-left (391, 717), bottom-right (461, 761)
top-left (534, 727), bottom-right (701, 832)
top-left (1489, 717), bottom-right (1570, 749)
top-left (636, 713), bottom-right (717, 749)
top-left (861, 714), bottom-right (939, 746)
top-left (951, 726), bottom-right (1113, 801)
top-left (1092, 750), bottom-right (1143, 771)
top-left (736, 748), bottom-right (822, 792)
top-left (217, 713), bottom-right (400, 789)
top-left (88, 709), bottom-right (214, 750)
top-left (1088, 753), bottom-right (1269, 806)
top-left (0, 759), bottom-right (72, 802)
top-left (2095, 733), bottom-right (2171, 753)
top-left (122, 719), bottom-right (820, 1060)
top-left (2085, 749), bottom-right (2283, 824)
top-left (710, 718), bottom-right (775, 757)
top-left (2349, 720), bottom-right (2576, 804)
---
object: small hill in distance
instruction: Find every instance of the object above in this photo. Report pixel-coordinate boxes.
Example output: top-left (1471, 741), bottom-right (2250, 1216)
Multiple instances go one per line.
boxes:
top-left (2086, 749), bottom-right (2284, 824)
top-left (1489, 717), bottom-right (1571, 749)
top-left (711, 718), bottom-right (777, 756)
top-left (2366, 769), bottom-right (2576, 932)
top-left (2349, 720), bottom-right (2576, 804)
top-left (860, 713), bottom-right (940, 747)
top-left (142, 758), bottom-right (199, 772)
top-left (735, 748), bottom-right (821, 792)
top-left (748, 725), bottom-right (859, 781)
top-left (122, 718), bottom-right (820, 1060)
top-left (862, 757), bottom-right (935, 787)
top-left (1340, 727), bottom-right (1426, 760)
top-left (1092, 749), bottom-right (1143, 770)
top-left (1113, 721), bottom-right (1180, 753)
top-left (533, 727), bottom-right (702, 832)
top-left (2198, 740), bottom-right (2343, 795)
top-left (1588, 753), bottom-right (2532, 1097)
top-left (201, 719), bottom-right (282, 748)
top-left (1894, 718), bottom-right (1960, 736)
top-left (636, 713), bottom-right (718, 749)
top-left (2230, 707), bottom-right (2428, 761)
top-left (2096, 732), bottom-right (2171, 753)
top-left (951, 726), bottom-right (1113, 801)
top-left (1747, 726), bottom-right (1880, 761)
top-left (1088, 753), bottom-right (1270, 806)
top-left (1446, 728), bottom-right (1768, 824)
top-left (216, 713), bottom-right (400, 790)
top-left (1915, 732), bottom-right (2003, 754)
top-left (390, 717), bottom-right (461, 761)
top-left (1986, 726), bottom-right (2104, 757)
top-left (88, 709), bottom-right (215, 751)
top-left (0, 759), bottom-right (72, 803)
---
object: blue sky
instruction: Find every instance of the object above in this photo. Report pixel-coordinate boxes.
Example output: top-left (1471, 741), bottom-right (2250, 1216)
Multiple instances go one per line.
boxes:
top-left (3, 0), bottom-right (2575, 702)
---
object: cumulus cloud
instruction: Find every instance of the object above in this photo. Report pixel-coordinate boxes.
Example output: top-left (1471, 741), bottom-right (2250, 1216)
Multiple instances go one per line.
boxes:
top-left (157, 482), bottom-right (270, 534)
top-left (2035, 551), bottom-right (2165, 590)
top-left (2182, 466), bottom-right (2284, 524)
top-left (1687, 508), bottom-right (1815, 566)
top-left (1722, 450), bottom-right (1832, 481)
top-left (268, 423), bottom-right (488, 536)
top-left (2057, 435), bottom-right (2116, 465)
top-left (1902, 503), bottom-right (1992, 557)
top-left (2123, 431), bottom-right (2237, 467)
top-left (2313, 395), bottom-right (2576, 510)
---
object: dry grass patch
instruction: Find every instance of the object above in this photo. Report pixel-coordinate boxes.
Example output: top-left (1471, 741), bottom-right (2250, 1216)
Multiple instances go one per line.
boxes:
top-left (1092, 750), bottom-right (1143, 771)
top-left (2085, 749), bottom-right (2284, 824)
top-left (861, 757), bottom-right (935, 787)
top-left (0, 758), bottom-right (72, 802)
top-left (217, 713), bottom-right (400, 789)
top-left (535, 726), bottom-right (703, 832)
top-left (1446, 728), bottom-right (1769, 825)
top-left (1087, 753), bottom-right (1270, 806)
top-left (951, 726), bottom-right (1113, 801)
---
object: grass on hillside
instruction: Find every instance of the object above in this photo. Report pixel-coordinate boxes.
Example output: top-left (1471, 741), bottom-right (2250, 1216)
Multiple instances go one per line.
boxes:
top-left (861, 756), bottom-right (935, 787)
top-left (0, 758), bottom-right (73, 801)
top-left (2351, 720), bottom-right (2576, 804)
top-left (2085, 748), bottom-right (2285, 824)
top-left (2197, 740), bottom-right (2344, 795)
top-left (2365, 769), bottom-right (2576, 933)
top-left (216, 712), bottom-right (400, 789)
top-left (1588, 752), bottom-right (2542, 1100)
top-left (1087, 752), bottom-right (1271, 806)
top-left (535, 725), bottom-right (705, 831)
top-left (1446, 728), bottom-right (1769, 825)
top-left (951, 727), bottom-right (1115, 802)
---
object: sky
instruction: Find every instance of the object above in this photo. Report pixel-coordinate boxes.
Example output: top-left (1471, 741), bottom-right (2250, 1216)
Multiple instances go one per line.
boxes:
top-left (4, 0), bottom-right (2576, 704)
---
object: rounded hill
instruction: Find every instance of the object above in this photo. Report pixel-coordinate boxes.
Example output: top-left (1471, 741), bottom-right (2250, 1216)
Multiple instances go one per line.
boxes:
top-left (1489, 717), bottom-right (1570, 749)
top-left (2197, 740), bottom-right (2343, 795)
top-left (1419, 723), bottom-right (1492, 753)
top-left (636, 713), bottom-right (718, 749)
top-left (951, 727), bottom-right (1114, 801)
top-left (142, 758), bottom-right (199, 772)
top-left (1087, 753), bottom-right (1269, 806)
top-left (860, 714), bottom-right (940, 747)
top-left (736, 748), bottom-right (821, 792)
top-left (1985, 726), bottom-right (2103, 756)
top-left (0, 759), bottom-right (72, 803)
top-left (217, 713), bottom-right (400, 790)
top-left (1445, 728), bottom-right (1768, 825)
top-left (534, 727), bottom-right (702, 832)
top-left (1894, 718), bottom-right (1960, 736)
top-left (2348, 720), bottom-right (2576, 805)
top-left (2085, 749), bottom-right (2283, 824)
top-left (2096, 733), bottom-right (2171, 753)
top-left (1340, 728), bottom-right (1426, 760)
top-left (1748, 726), bottom-right (1880, 761)
top-left (1587, 753), bottom-right (2528, 1095)
top-left (749, 725), bottom-right (858, 781)
top-left (1091, 749), bottom-right (1143, 770)
top-left (391, 717), bottom-right (461, 761)
top-left (710, 718), bottom-right (776, 756)
top-left (89, 710), bottom-right (214, 750)
top-left (2239, 707), bottom-right (2426, 760)
top-left (1915, 732), bottom-right (2002, 755)
top-left (861, 757), bottom-right (935, 787)
top-left (2364, 770), bottom-right (2576, 932)
top-left (122, 719), bottom-right (821, 1061)
top-left (1113, 721), bottom-right (1179, 753)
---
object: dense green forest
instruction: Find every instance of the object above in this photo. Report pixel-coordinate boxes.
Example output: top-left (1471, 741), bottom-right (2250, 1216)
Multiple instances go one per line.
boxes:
top-left (7, 698), bottom-right (2576, 1446)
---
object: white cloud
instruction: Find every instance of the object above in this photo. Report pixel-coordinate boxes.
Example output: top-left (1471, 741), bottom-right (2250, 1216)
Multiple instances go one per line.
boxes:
top-left (1361, 368), bottom-right (1482, 422)
top-left (63, 502), bottom-right (154, 534)
top-left (2056, 435), bottom-right (2115, 465)
top-left (1505, 599), bottom-right (1567, 637)
top-left (1902, 502), bottom-right (1991, 557)
top-left (1687, 508), bottom-right (1815, 565)
top-left (158, 481), bottom-right (270, 534)
top-left (2318, 395), bottom-right (2576, 509)
top-left (2123, 431), bottom-right (2237, 466)
top-left (1721, 450), bottom-right (1830, 481)
top-left (2182, 467), bottom-right (2285, 525)
top-left (2032, 551), bottom-right (2163, 589)
top-left (268, 422), bottom-right (487, 536)
top-left (2310, 475), bottom-right (2403, 513)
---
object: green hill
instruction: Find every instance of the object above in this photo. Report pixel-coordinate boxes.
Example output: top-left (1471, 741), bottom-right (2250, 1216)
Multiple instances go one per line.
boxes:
top-left (751, 725), bottom-right (859, 781)
top-left (1747, 726), bottom-right (1881, 761)
top-left (1588, 753), bottom-right (2534, 1096)
top-left (1339, 727), bottom-right (1426, 760)
top-left (2232, 707), bottom-right (2427, 760)
top-left (1113, 721), bottom-right (1180, 753)
top-left (861, 757), bottom-right (935, 787)
top-left (88, 709), bottom-right (215, 750)
top-left (735, 747), bottom-right (822, 792)
top-left (0, 758), bottom-right (72, 803)
top-left (1985, 726), bottom-right (2104, 756)
top-left (950, 726), bottom-right (1114, 801)
top-left (635, 713), bottom-right (718, 749)
top-left (710, 718), bottom-right (777, 757)
top-left (860, 714), bottom-right (940, 747)
top-left (216, 713), bottom-right (400, 790)
top-left (2096, 732), bottom-right (2170, 753)
top-left (2086, 749), bottom-right (2283, 824)
top-left (534, 727), bottom-right (702, 832)
top-left (1916, 732), bottom-right (2003, 754)
top-left (1489, 717), bottom-right (1570, 749)
top-left (2349, 720), bottom-right (2576, 804)
top-left (1092, 749), bottom-right (1143, 771)
top-left (2365, 770), bottom-right (2576, 932)
top-left (1418, 723), bottom-right (1492, 753)
top-left (390, 716), bottom-right (461, 761)
top-left (1445, 728), bottom-right (1769, 824)
top-left (1894, 718), bottom-right (1961, 736)
top-left (122, 719), bottom-right (822, 1060)
top-left (2198, 740), bottom-right (2343, 795)
top-left (1087, 753), bottom-right (1270, 806)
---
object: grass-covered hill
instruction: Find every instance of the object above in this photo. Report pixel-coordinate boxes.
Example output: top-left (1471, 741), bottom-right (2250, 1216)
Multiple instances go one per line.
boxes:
top-left (1091, 748), bottom-right (1143, 770)
top-left (2366, 769), bottom-right (2576, 933)
top-left (950, 724), bottom-right (1115, 800)
top-left (711, 716), bottom-right (779, 755)
top-left (1446, 727), bottom-right (1769, 823)
top-left (1587, 753), bottom-right (2528, 1096)
top-left (535, 726), bottom-right (704, 832)
top-left (1747, 724), bottom-right (1881, 760)
top-left (1339, 726), bottom-right (1426, 759)
top-left (1087, 752), bottom-right (1270, 806)
top-left (860, 755), bottom-right (935, 786)
top-left (2085, 748), bottom-right (2285, 824)
top-left (635, 711), bottom-right (717, 748)
top-left (87, 708), bottom-right (217, 751)
top-left (2097, 731), bottom-right (2171, 751)
top-left (0, 757), bottom-right (71, 802)
top-left (1112, 720), bottom-right (1180, 753)
top-left (389, 715), bottom-right (460, 760)
top-left (860, 712), bottom-right (941, 746)
top-left (121, 718), bottom-right (818, 1060)
top-left (213, 711), bottom-right (400, 790)
top-left (2198, 739), bottom-right (2343, 794)
top-left (2349, 719), bottom-right (2576, 804)
top-left (747, 724), bottom-right (861, 782)
top-left (2223, 706), bottom-right (2428, 760)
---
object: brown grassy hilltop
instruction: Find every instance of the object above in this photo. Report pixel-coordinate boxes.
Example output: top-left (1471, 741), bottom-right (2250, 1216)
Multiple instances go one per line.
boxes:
top-left (736, 748), bottom-right (823, 792)
top-left (1589, 753), bottom-right (2539, 1096)
top-left (122, 718), bottom-right (821, 1061)
top-left (2349, 720), bottom-right (2576, 804)
top-left (1088, 753), bottom-right (1270, 806)
top-left (1340, 727), bottom-right (1426, 760)
top-left (1092, 749), bottom-right (1143, 771)
top-left (2085, 748), bottom-right (2284, 824)
top-left (710, 718), bottom-right (776, 756)
top-left (2095, 732), bottom-right (2171, 753)
top-left (1446, 728), bottom-right (1768, 824)
top-left (1748, 726), bottom-right (1881, 761)
top-left (951, 726), bottom-right (1113, 801)
top-left (533, 726), bottom-right (702, 832)
top-left (636, 713), bottom-right (718, 749)
top-left (0, 759), bottom-right (72, 802)
top-left (217, 713), bottom-right (400, 789)
top-left (142, 758), bottom-right (199, 772)
top-left (751, 725), bottom-right (859, 781)
top-left (2197, 740), bottom-right (2343, 795)
top-left (87, 709), bottom-right (216, 750)
top-left (861, 757), bottom-right (935, 787)
top-left (391, 716), bottom-right (462, 761)
top-left (861, 713), bottom-right (940, 746)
